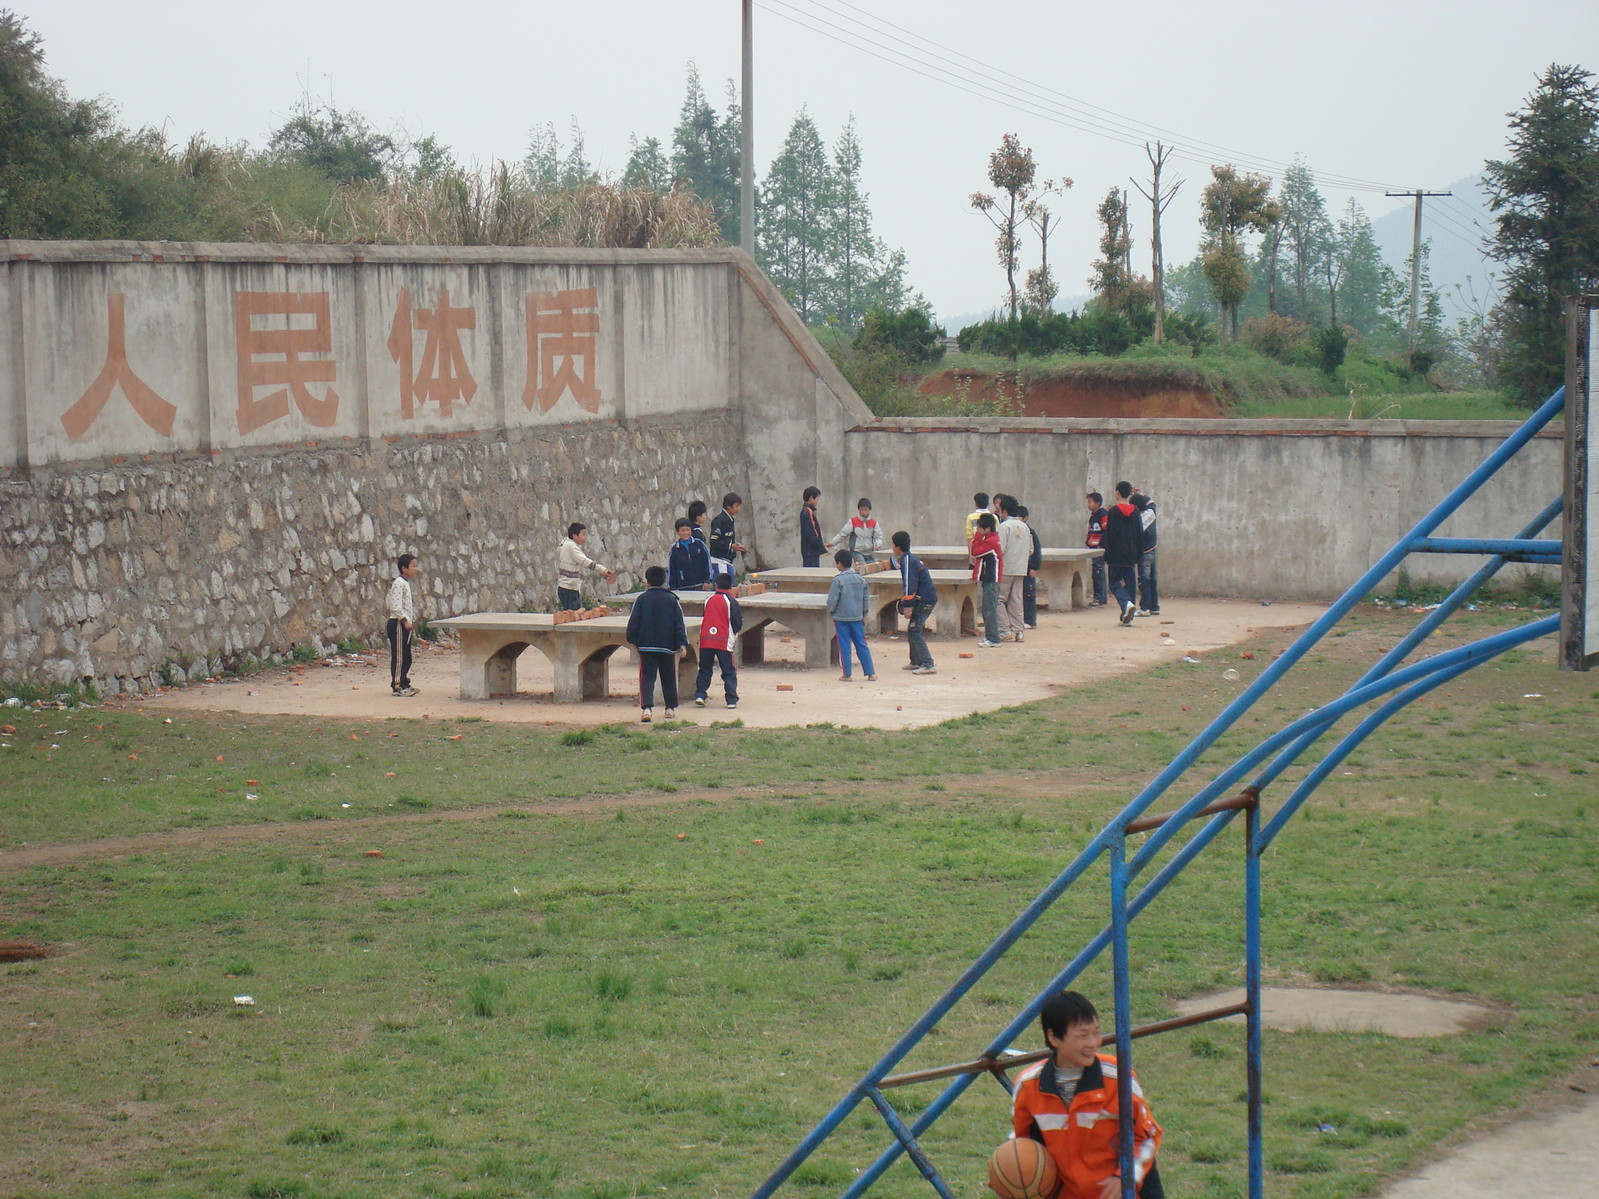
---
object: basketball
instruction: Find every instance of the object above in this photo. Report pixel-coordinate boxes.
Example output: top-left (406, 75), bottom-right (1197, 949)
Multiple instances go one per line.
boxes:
top-left (987, 1137), bottom-right (1059, 1199)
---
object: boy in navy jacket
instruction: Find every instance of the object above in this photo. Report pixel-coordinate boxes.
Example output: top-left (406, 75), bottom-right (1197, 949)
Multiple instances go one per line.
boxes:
top-left (625, 565), bottom-right (689, 722)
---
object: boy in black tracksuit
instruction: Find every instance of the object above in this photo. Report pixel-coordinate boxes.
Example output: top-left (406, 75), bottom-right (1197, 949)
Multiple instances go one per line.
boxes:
top-left (1102, 481), bottom-right (1144, 627)
top-left (709, 491), bottom-right (745, 581)
top-left (800, 486), bottom-right (826, 568)
top-left (625, 565), bottom-right (689, 722)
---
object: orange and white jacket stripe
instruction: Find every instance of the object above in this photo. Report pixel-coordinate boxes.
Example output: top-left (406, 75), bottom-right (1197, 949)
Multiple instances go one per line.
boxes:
top-left (1011, 1054), bottom-right (1162, 1199)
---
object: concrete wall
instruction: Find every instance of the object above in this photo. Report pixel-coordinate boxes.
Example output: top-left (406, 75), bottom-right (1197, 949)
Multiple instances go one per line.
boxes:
top-left (847, 417), bottom-right (1563, 601)
top-left (0, 241), bottom-right (865, 692)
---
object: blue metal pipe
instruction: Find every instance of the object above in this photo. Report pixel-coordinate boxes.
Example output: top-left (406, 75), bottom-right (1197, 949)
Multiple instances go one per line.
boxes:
top-left (1110, 835), bottom-right (1137, 1199)
top-left (1256, 497), bottom-right (1563, 805)
top-left (1127, 617), bottom-right (1557, 879)
top-left (1256, 618), bottom-right (1555, 849)
top-left (1245, 801), bottom-right (1263, 1199)
top-left (840, 808), bottom-right (1249, 1199)
top-left (759, 390), bottom-right (1565, 1198)
top-left (864, 1088), bottom-right (957, 1199)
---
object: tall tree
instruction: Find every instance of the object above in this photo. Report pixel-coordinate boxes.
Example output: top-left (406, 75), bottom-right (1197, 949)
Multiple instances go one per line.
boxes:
top-left (1089, 187), bottom-right (1134, 309)
top-left (828, 116), bottom-right (876, 329)
top-left (1485, 63), bottom-right (1599, 405)
top-left (1200, 164), bottom-right (1278, 340)
top-left (1132, 142), bottom-right (1182, 341)
top-left (1332, 199), bottom-right (1387, 336)
top-left (622, 134), bottom-right (672, 192)
top-left (670, 63), bottom-right (742, 244)
top-left (970, 133), bottom-right (1039, 320)
top-left (1021, 176), bottom-right (1071, 314)
top-left (759, 110), bottom-right (835, 323)
top-left (1277, 157), bottom-right (1332, 322)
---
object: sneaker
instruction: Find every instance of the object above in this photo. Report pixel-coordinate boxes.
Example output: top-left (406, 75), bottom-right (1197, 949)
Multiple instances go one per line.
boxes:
top-left (839, 674), bottom-right (853, 681)
top-left (1011, 631), bottom-right (1025, 643)
top-left (641, 709), bottom-right (652, 723)
top-left (664, 708), bottom-right (676, 719)
top-left (978, 639), bottom-right (1001, 648)
top-left (726, 698), bottom-right (739, 709)
top-left (396, 686), bottom-right (419, 697)
top-left (1120, 602), bottom-right (1136, 626)
top-left (865, 673), bottom-right (877, 681)
top-left (1134, 609), bottom-right (1151, 617)
top-left (1024, 622), bottom-right (1038, 629)
top-left (693, 695), bottom-right (707, 707)
top-left (902, 663), bottom-right (920, 671)
top-left (912, 665), bottom-right (937, 675)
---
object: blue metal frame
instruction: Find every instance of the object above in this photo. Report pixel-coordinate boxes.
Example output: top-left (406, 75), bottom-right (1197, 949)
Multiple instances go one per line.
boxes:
top-left (752, 387), bottom-right (1566, 1198)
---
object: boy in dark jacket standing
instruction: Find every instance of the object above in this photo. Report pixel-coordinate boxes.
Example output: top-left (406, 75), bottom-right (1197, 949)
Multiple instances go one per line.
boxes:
top-left (800, 485), bottom-right (826, 567)
top-left (891, 531), bottom-right (938, 675)
top-left (693, 572), bottom-right (743, 708)
top-left (668, 518), bottom-right (712, 591)
top-left (709, 492), bottom-right (746, 582)
top-left (1102, 481), bottom-right (1144, 627)
top-left (1085, 492), bottom-right (1109, 606)
top-left (625, 565), bottom-right (688, 723)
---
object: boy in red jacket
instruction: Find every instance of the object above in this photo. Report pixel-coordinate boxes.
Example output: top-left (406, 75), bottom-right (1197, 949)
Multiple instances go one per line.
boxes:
top-left (693, 572), bottom-right (743, 709)
top-left (1009, 991), bottom-right (1164, 1199)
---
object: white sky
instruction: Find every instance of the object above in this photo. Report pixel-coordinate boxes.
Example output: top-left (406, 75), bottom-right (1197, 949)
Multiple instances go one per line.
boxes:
top-left (22, 0), bottom-right (1598, 325)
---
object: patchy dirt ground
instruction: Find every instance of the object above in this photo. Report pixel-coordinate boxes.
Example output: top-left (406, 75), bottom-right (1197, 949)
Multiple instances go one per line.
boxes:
top-left (919, 368), bottom-right (1224, 418)
top-left (124, 597), bottom-right (1324, 730)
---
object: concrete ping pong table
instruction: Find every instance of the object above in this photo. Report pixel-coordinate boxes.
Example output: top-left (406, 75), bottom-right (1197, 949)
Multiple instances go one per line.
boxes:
top-left (608, 589), bottom-right (840, 669)
top-left (910, 546), bottom-right (1103, 611)
top-left (434, 612), bottom-right (702, 702)
top-left (749, 566), bottom-right (978, 638)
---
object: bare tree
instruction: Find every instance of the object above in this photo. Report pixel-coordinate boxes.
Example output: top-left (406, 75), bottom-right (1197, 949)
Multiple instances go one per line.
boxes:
top-left (1131, 142), bottom-right (1182, 342)
top-left (970, 133), bottom-right (1038, 320)
top-left (1022, 176), bottom-right (1073, 313)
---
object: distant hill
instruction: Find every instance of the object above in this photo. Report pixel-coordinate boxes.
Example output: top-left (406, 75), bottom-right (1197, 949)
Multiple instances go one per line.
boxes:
top-left (1370, 172), bottom-right (1500, 319)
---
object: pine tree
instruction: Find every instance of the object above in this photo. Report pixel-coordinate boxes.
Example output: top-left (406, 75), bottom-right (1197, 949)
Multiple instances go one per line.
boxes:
top-left (1278, 157), bottom-right (1332, 322)
top-left (622, 135), bottom-right (672, 192)
top-left (1333, 200), bottom-right (1387, 336)
top-left (670, 63), bottom-right (741, 244)
top-left (1200, 165), bottom-right (1279, 340)
top-left (828, 116), bottom-right (878, 330)
top-left (758, 110), bottom-right (835, 323)
top-left (1485, 63), bottom-right (1599, 405)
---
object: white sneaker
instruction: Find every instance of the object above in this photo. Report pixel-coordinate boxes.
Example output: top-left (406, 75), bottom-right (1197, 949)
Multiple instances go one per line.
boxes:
top-left (978, 639), bottom-right (1001, 648)
top-left (641, 709), bottom-right (653, 723)
top-left (1134, 609), bottom-right (1151, 617)
top-left (1119, 603), bottom-right (1136, 626)
top-left (912, 665), bottom-right (937, 675)
top-left (1011, 631), bottom-right (1025, 643)
top-left (664, 708), bottom-right (676, 719)
top-left (693, 695), bottom-right (707, 707)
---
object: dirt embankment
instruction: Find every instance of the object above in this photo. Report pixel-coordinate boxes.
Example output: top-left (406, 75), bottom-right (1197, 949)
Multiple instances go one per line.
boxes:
top-left (919, 368), bottom-right (1224, 418)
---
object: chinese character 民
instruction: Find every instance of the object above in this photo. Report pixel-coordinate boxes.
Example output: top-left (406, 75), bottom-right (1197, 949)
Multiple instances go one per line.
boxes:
top-left (387, 286), bottom-right (477, 419)
top-left (234, 291), bottom-right (340, 435)
top-left (59, 294), bottom-right (178, 440)
top-left (524, 288), bottom-right (601, 413)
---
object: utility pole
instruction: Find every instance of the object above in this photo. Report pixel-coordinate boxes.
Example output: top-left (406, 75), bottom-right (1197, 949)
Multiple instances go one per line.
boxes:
top-left (740, 0), bottom-right (755, 258)
top-left (1386, 188), bottom-right (1451, 366)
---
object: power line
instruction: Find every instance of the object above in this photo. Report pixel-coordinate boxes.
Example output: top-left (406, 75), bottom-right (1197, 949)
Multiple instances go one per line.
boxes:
top-left (762, 0), bottom-right (1406, 195)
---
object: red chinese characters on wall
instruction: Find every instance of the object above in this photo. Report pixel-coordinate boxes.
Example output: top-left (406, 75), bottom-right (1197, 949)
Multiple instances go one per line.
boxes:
top-left (524, 288), bottom-right (603, 413)
top-left (60, 294), bottom-right (179, 440)
top-left (387, 286), bottom-right (477, 419)
top-left (234, 292), bottom-right (341, 435)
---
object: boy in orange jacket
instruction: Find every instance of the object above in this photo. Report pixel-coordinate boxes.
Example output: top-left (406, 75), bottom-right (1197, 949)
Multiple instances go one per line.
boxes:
top-left (1009, 991), bottom-right (1164, 1199)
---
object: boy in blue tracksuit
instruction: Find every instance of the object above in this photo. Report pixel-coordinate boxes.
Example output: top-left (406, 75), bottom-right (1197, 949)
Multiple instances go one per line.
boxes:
top-left (826, 549), bottom-right (877, 681)
top-left (668, 518), bottom-right (712, 591)
top-left (890, 530), bottom-right (937, 675)
top-left (625, 565), bottom-right (689, 722)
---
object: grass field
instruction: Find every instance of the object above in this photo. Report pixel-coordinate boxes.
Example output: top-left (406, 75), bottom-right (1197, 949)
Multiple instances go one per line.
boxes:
top-left (2, 607), bottom-right (1595, 1199)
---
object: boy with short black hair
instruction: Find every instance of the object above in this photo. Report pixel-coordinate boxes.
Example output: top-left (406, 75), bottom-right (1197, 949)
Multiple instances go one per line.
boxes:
top-left (826, 549), bottom-right (877, 682)
top-left (1085, 492), bottom-right (1109, 607)
top-left (1018, 503), bottom-right (1043, 629)
top-left (693, 572), bottom-right (743, 709)
top-left (668, 517), bottom-right (713, 591)
top-left (625, 565), bottom-right (688, 723)
top-left (970, 512), bottom-right (1003, 648)
top-left (965, 492), bottom-right (991, 545)
top-left (800, 485), bottom-right (826, 567)
top-left (557, 522), bottom-right (618, 611)
top-left (828, 497), bottom-right (884, 564)
top-left (1010, 990), bottom-right (1165, 1199)
top-left (890, 531), bottom-right (937, 675)
top-left (386, 553), bottom-right (420, 697)
top-left (709, 492), bottom-right (746, 582)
